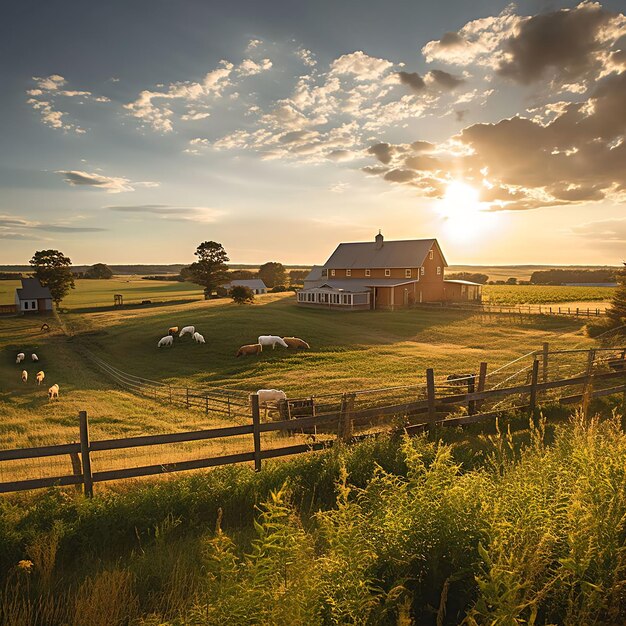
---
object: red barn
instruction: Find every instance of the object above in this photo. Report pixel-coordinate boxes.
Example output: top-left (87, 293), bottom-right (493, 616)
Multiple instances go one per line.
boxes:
top-left (297, 232), bottom-right (481, 310)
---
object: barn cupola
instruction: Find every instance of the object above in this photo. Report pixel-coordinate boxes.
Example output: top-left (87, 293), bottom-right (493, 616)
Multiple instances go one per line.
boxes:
top-left (375, 230), bottom-right (384, 250)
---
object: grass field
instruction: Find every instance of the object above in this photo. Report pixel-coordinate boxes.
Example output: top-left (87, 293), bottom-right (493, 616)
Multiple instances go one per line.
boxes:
top-left (482, 284), bottom-right (615, 305)
top-left (0, 277), bottom-right (204, 310)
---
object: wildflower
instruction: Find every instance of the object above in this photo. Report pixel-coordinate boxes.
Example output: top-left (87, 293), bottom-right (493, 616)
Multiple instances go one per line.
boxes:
top-left (17, 559), bottom-right (33, 573)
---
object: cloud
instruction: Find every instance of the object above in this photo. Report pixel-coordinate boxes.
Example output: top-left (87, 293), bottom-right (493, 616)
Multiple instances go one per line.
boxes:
top-left (363, 68), bottom-right (626, 211)
top-left (56, 170), bottom-right (158, 193)
top-left (106, 204), bottom-right (224, 222)
top-left (0, 214), bottom-right (107, 237)
top-left (330, 51), bottom-right (394, 80)
top-left (295, 47), bottom-right (316, 67)
top-left (497, 3), bottom-right (625, 86)
top-left (125, 53), bottom-right (273, 132)
top-left (427, 69), bottom-right (465, 90)
top-left (27, 75), bottom-right (110, 133)
top-left (398, 71), bottom-right (425, 92)
top-left (573, 217), bottom-right (626, 243)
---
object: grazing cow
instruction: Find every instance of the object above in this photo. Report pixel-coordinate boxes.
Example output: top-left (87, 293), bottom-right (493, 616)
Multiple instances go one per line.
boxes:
top-left (21, 370), bottom-right (28, 383)
top-left (253, 389), bottom-right (288, 419)
top-left (36, 371), bottom-right (45, 385)
top-left (283, 337), bottom-right (310, 350)
top-left (31, 353), bottom-right (39, 362)
top-left (179, 325), bottom-right (195, 338)
top-left (193, 332), bottom-right (206, 344)
top-left (258, 335), bottom-right (289, 350)
top-left (168, 326), bottom-right (179, 336)
top-left (236, 343), bottom-right (262, 357)
top-left (157, 335), bottom-right (174, 348)
top-left (446, 373), bottom-right (475, 386)
top-left (16, 352), bottom-right (25, 364)
top-left (48, 384), bottom-right (59, 400)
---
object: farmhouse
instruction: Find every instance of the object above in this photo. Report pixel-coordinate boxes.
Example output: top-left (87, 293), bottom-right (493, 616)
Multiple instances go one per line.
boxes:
top-left (221, 279), bottom-right (268, 295)
top-left (15, 278), bottom-right (53, 314)
top-left (297, 232), bottom-right (482, 310)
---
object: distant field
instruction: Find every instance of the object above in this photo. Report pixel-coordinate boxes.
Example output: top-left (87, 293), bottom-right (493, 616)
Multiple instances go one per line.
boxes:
top-left (0, 277), bottom-right (204, 310)
top-left (482, 284), bottom-right (615, 305)
top-left (448, 265), bottom-right (619, 282)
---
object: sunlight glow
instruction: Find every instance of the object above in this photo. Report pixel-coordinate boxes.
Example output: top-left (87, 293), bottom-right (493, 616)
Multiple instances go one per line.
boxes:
top-left (437, 180), bottom-right (496, 241)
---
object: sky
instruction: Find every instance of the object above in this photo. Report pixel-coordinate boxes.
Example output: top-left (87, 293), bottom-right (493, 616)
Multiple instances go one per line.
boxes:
top-left (1, 0), bottom-right (625, 266)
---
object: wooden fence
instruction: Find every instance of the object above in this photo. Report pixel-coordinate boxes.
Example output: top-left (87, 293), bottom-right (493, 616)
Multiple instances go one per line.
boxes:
top-left (415, 301), bottom-right (608, 318)
top-left (1, 346), bottom-right (625, 496)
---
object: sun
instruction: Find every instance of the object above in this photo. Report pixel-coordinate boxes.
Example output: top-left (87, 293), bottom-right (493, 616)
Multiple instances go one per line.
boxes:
top-left (437, 180), bottom-right (494, 240)
top-left (440, 181), bottom-right (482, 220)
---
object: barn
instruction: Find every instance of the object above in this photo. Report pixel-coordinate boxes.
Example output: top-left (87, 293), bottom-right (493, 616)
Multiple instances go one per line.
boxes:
top-left (297, 232), bottom-right (482, 310)
top-left (15, 278), bottom-right (53, 314)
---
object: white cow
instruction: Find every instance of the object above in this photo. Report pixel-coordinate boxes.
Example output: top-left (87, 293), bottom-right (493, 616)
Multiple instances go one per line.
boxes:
top-left (157, 335), bottom-right (174, 348)
top-left (21, 370), bottom-right (28, 383)
top-left (253, 388), bottom-right (288, 419)
top-left (193, 332), bottom-right (205, 344)
top-left (36, 371), bottom-right (45, 385)
top-left (258, 335), bottom-right (288, 350)
top-left (16, 352), bottom-right (25, 364)
top-left (31, 353), bottom-right (39, 362)
top-left (179, 326), bottom-right (195, 338)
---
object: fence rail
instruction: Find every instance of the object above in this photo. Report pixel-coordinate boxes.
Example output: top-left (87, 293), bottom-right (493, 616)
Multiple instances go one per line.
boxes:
top-left (415, 301), bottom-right (608, 318)
top-left (2, 345), bottom-right (625, 496)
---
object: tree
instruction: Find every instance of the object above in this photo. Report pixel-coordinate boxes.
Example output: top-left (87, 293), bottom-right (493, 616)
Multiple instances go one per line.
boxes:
top-left (506, 277), bottom-right (517, 285)
top-left (231, 285), bottom-right (254, 305)
top-left (288, 269), bottom-right (309, 285)
top-left (229, 269), bottom-right (255, 280)
top-left (608, 263), bottom-right (626, 329)
top-left (257, 262), bottom-right (287, 288)
top-left (84, 263), bottom-right (113, 279)
top-left (29, 249), bottom-right (75, 307)
top-left (187, 241), bottom-right (230, 299)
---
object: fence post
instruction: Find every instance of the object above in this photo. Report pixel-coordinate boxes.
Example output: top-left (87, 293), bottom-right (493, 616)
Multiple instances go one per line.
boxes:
top-left (251, 393), bottom-right (262, 472)
top-left (426, 368), bottom-right (436, 424)
top-left (69, 442), bottom-right (82, 493)
top-left (467, 374), bottom-right (476, 415)
top-left (79, 411), bottom-right (93, 497)
top-left (582, 349), bottom-right (596, 418)
top-left (476, 362), bottom-right (488, 411)
top-left (529, 359), bottom-right (539, 416)
top-left (542, 342), bottom-right (549, 384)
top-left (338, 393), bottom-right (355, 442)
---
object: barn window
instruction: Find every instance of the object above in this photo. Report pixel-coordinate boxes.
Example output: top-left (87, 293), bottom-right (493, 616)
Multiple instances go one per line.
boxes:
top-left (346, 269), bottom-right (351, 276)
top-left (437, 267), bottom-right (441, 275)
top-left (421, 267), bottom-right (425, 275)
top-left (23, 301), bottom-right (29, 310)
top-left (405, 269), bottom-right (411, 278)
top-left (429, 250), bottom-right (434, 260)
top-left (365, 269), bottom-right (371, 276)
top-left (331, 269), bottom-right (335, 276)
top-left (384, 269), bottom-right (391, 277)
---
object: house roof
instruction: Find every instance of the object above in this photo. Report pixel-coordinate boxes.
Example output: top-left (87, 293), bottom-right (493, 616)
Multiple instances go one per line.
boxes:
top-left (223, 279), bottom-right (267, 290)
top-left (300, 278), bottom-right (419, 293)
top-left (303, 265), bottom-right (323, 282)
top-left (323, 237), bottom-right (447, 269)
top-left (443, 279), bottom-right (483, 286)
top-left (16, 278), bottom-right (52, 300)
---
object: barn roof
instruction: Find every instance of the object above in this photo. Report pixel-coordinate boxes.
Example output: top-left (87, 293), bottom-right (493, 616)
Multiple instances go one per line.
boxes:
top-left (223, 279), bottom-right (267, 290)
top-left (16, 278), bottom-right (52, 300)
top-left (303, 265), bottom-right (323, 281)
top-left (323, 236), bottom-right (446, 269)
top-left (443, 279), bottom-right (483, 286)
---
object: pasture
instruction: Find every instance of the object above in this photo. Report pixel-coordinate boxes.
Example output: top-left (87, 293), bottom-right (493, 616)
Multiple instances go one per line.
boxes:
top-left (0, 292), bottom-right (597, 452)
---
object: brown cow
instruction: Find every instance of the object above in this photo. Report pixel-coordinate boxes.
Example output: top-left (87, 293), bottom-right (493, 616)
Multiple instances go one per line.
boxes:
top-left (283, 337), bottom-right (310, 349)
top-left (236, 343), bottom-right (263, 357)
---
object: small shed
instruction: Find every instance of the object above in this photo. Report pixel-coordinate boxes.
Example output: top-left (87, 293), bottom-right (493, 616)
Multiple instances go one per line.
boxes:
top-left (221, 279), bottom-right (268, 295)
top-left (15, 278), bottom-right (53, 314)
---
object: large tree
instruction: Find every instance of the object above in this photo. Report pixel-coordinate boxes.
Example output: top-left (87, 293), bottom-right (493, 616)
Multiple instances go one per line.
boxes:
top-left (231, 285), bottom-right (255, 305)
top-left (29, 249), bottom-right (75, 307)
top-left (608, 263), bottom-right (626, 329)
top-left (84, 263), bottom-right (113, 279)
top-left (257, 262), bottom-right (287, 288)
top-left (187, 241), bottom-right (230, 298)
